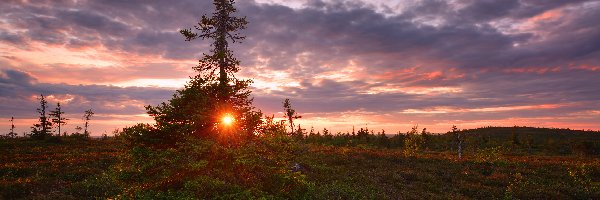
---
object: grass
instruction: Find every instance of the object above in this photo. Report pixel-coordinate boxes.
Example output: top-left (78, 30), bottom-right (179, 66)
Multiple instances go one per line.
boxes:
top-left (0, 138), bottom-right (122, 199)
top-left (299, 145), bottom-right (599, 199)
top-left (1, 134), bottom-right (598, 199)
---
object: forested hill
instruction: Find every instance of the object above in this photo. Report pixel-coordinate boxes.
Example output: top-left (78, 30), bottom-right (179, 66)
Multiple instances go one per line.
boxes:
top-left (454, 126), bottom-right (599, 156)
top-left (458, 126), bottom-right (599, 144)
top-left (461, 126), bottom-right (599, 136)
top-left (300, 126), bottom-right (599, 156)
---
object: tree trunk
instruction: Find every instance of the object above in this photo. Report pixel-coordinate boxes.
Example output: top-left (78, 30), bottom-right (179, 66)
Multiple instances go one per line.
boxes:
top-left (217, 0), bottom-right (229, 101)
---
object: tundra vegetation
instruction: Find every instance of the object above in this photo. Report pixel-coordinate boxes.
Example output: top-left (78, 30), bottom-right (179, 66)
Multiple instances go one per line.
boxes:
top-left (1, 0), bottom-right (599, 199)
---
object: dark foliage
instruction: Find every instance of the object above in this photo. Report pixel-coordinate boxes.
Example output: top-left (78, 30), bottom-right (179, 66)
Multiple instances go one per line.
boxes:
top-left (7, 117), bottom-right (17, 138)
top-left (180, 0), bottom-right (248, 99)
top-left (116, 0), bottom-right (306, 198)
top-left (82, 109), bottom-right (94, 136)
top-left (49, 103), bottom-right (68, 136)
top-left (125, 0), bottom-right (261, 147)
top-left (30, 94), bottom-right (52, 139)
top-left (130, 76), bottom-right (262, 146)
top-left (283, 98), bottom-right (302, 134)
top-left (298, 126), bottom-right (600, 157)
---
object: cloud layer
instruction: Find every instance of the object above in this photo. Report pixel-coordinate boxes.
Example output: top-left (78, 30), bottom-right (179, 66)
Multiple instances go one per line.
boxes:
top-left (1, 0), bottom-right (599, 134)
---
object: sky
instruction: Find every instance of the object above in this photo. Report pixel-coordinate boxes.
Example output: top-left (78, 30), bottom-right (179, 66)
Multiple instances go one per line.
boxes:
top-left (1, 0), bottom-right (600, 136)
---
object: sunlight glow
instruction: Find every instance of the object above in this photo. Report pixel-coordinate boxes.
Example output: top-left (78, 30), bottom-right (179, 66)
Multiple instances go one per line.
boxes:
top-left (221, 114), bottom-right (234, 126)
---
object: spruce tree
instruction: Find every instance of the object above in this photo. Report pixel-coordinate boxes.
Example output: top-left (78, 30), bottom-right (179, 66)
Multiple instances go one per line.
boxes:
top-left (83, 109), bottom-right (94, 136)
top-left (180, 0), bottom-right (248, 100)
top-left (283, 98), bottom-right (302, 134)
top-left (31, 94), bottom-right (52, 139)
top-left (49, 103), bottom-right (68, 136)
top-left (452, 125), bottom-right (463, 159)
top-left (137, 0), bottom-right (261, 145)
top-left (8, 116), bottom-right (17, 138)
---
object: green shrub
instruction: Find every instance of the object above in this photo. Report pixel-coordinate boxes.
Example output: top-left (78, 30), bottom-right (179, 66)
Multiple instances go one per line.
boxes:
top-left (403, 126), bottom-right (424, 156)
top-left (474, 146), bottom-right (504, 163)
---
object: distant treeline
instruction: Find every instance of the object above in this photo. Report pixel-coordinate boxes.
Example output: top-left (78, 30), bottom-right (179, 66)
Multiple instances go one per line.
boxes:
top-left (4, 95), bottom-right (599, 157)
top-left (288, 126), bottom-right (600, 156)
top-left (2, 94), bottom-right (96, 140)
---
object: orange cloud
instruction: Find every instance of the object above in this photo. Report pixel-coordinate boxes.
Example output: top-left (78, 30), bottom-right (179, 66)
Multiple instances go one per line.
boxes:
top-left (570, 65), bottom-right (600, 71)
top-left (529, 9), bottom-right (562, 23)
top-left (426, 71), bottom-right (443, 79)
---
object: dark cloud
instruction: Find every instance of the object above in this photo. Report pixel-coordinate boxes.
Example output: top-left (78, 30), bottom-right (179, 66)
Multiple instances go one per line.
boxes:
top-left (508, 0), bottom-right (589, 19)
top-left (459, 0), bottom-right (521, 21)
top-left (56, 9), bottom-right (129, 34)
top-left (0, 31), bottom-right (24, 44)
top-left (6, 0), bottom-right (594, 70)
top-left (1, 0), bottom-right (599, 132)
top-left (0, 69), bottom-right (173, 118)
top-left (241, 0), bottom-right (598, 73)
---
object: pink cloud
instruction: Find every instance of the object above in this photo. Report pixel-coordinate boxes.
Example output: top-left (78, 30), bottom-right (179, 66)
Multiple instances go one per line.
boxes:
top-left (570, 65), bottom-right (600, 71)
top-left (503, 66), bottom-right (562, 74)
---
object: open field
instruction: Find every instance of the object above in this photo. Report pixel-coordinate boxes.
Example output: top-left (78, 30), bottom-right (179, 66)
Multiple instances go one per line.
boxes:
top-left (3, 0), bottom-right (600, 199)
top-left (1, 130), bottom-right (598, 199)
top-left (299, 145), bottom-right (599, 199)
top-left (0, 138), bottom-right (122, 199)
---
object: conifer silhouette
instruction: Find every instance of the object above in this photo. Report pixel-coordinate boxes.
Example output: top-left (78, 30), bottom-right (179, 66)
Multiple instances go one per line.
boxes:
top-left (452, 125), bottom-right (463, 159)
top-left (180, 0), bottom-right (248, 101)
top-left (8, 116), bottom-right (16, 138)
top-left (283, 98), bottom-right (302, 134)
top-left (31, 94), bottom-right (52, 139)
top-left (83, 109), bottom-right (94, 136)
top-left (135, 0), bottom-right (261, 145)
top-left (49, 103), bottom-right (68, 136)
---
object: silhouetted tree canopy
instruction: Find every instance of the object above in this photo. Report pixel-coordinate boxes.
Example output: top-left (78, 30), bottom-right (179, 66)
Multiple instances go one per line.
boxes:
top-left (180, 0), bottom-right (248, 100)
top-left (283, 98), bottom-right (301, 134)
top-left (8, 116), bottom-right (17, 138)
top-left (31, 94), bottom-right (52, 139)
top-left (83, 109), bottom-right (94, 136)
top-left (127, 0), bottom-right (261, 146)
top-left (50, 102), bottom-right (68, 136)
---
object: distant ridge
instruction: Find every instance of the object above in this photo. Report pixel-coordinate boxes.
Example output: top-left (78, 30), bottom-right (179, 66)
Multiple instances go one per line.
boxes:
top-left (459, 126), bottom-right (599, 135)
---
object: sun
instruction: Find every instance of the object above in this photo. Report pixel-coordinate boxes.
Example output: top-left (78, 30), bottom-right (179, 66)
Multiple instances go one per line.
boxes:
top-left (221, 114), bottom-right (234, 126)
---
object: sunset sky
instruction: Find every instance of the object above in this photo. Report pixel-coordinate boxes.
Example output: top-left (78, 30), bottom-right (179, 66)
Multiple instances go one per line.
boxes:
top-left (1, 0), bottom-right (600, 136)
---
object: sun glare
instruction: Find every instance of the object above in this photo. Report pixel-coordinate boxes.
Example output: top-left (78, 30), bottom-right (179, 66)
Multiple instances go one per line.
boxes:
top-left (221, 114), bottom-right (234, 125)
